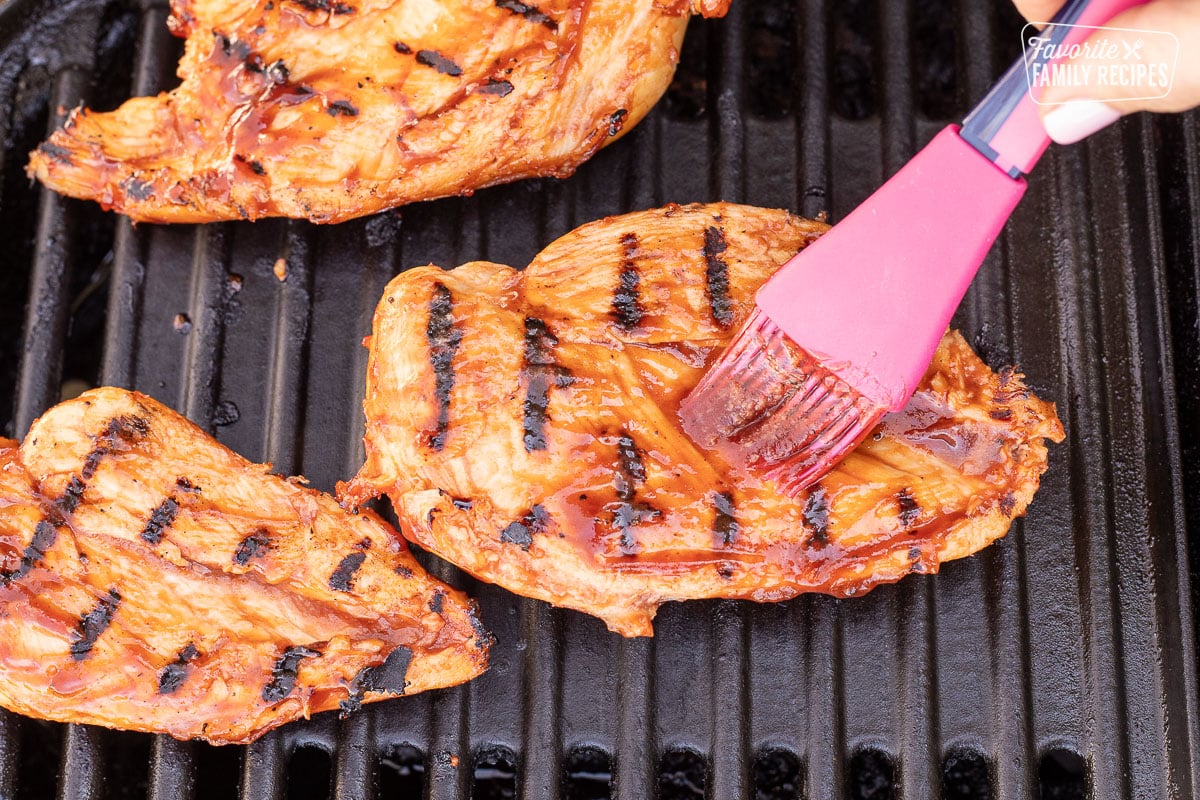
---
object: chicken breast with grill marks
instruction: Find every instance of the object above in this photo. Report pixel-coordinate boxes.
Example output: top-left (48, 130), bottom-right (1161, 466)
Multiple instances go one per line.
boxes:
top-left (0, 388), bottom-right (490, 744)
top-left (339, 202), bottom-right (1066, 637)
top-left (27, 0), bottom-right (728, 223)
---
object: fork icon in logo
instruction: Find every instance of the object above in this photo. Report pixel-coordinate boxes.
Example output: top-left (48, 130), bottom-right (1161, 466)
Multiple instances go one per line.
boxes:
top-left (1123, 38), bottom-right (1145, 59)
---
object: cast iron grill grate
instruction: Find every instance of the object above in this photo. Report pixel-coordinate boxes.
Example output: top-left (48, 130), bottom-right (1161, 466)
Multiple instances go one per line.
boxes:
top-left (1, 0), bottom-right (1198, 798)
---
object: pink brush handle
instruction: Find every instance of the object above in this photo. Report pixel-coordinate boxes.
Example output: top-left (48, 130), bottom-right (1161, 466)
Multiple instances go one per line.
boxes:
top-left (961, 0), bottom-right (1149, 176)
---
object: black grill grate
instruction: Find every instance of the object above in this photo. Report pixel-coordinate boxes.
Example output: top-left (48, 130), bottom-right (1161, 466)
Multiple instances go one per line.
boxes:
top-left (1, 0), bottom-right (1199, 798)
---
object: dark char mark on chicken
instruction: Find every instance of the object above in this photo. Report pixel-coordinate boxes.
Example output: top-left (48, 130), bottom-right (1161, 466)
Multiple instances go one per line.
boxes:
top-left (233, 528), bottom-right (271, 565)
top-left (611, 430), bottom-right (660, 554)
top-left (712, 491), bottom-right (739, 546)
top-left (70, 589), bottom-right (122, 661)
top-left (501, 504), bottom-right (550, 551)
top-left (522, 318), bottom-right (575, 452)
top-left (157, 643), bottom-right (201, 695)
top-left (82, 415), bottom-right (150, 481)
top-left (416, 50), bottom-right (463, 77)
top-left (478, 78), bottom-right (515, 97)
top-left (703, 225), bottom-right (734, 328)
top-left (262, 645), bottom-right (321, 703)
top-left (339, 645), bottom-right (413, 716)
top-left (426, 283), bottom-right (462, 451)
top-left (897, 488), bottom-right (920, 528)
top-left (495, 0), bottom-right (558, 30)
top-left (0, 520), bottom-right (58, 586)
top-left (803, 485), bottom-right (830, 548)
top-left (329, 552), bottom-right (367, 592)
top-left (141, 497), bottom-right (179, 544)
top-left (613, 233), bottom-right (643, 330)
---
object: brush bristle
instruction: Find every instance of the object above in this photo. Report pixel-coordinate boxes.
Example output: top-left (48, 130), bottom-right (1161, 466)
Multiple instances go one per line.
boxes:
top-left (679, 308), bottom-right (887, 496)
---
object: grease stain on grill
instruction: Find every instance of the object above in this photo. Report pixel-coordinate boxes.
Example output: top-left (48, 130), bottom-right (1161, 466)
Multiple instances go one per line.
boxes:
top-left (847, 748), bottom-right (896, 800)
top-left (286, 745), bottom-right (332, 800)
top-left (753, 748), bottom-right (803, 800)
top-left (379, 744), bottom-right (426, 798)
top-left (473, 746), bottom-right (518, 800)
top-left (942, 748), bottom-right (991, 800)
top-left (1038, 749), bottom-right (1088, 800)
top-left (211, 400), bottom-right (240, 427)
top-left (174, 314), bottom-right (191, 337)
top-left (562, 746), bottom-right (612, 800)
top-left (656, 749), bottom-right (707, 800)
top-left (830, 0), bottom-right (879, 120)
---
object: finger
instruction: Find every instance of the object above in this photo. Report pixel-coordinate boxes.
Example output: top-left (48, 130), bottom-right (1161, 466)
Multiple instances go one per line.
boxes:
top-left (1035, 0), bottom-right (1198, 142)
top-left (1012, 0), bottom-right (1067, 24)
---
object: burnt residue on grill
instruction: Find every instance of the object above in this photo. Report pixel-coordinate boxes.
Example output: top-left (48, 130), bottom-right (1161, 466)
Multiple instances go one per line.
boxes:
top-left (426, 283), bottom-right (462, 451)
top-left (70, 588), bottom-right (122, 661)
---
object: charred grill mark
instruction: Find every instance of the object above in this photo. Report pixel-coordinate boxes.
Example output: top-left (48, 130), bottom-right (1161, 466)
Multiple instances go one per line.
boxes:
top-left (394, 564), bottom-right (413, 579)
top-left (329, 552), bottom-right (367, 592)
top-left (468, 601), bottom-right (494, 650)
top-left (426, 283), bottom-right (462, 451)
top-left (522, 318), bottom-right (575, 452)
top-left (897, 488), bottom-right (920, 528)
top-left (121, 177), bottom-right (154, 201)
top-left (429, 590), bottom-right (445, 614)
top-left (612, 233), bottom-right (644, 330)
top-left (451, 497), bottom-right (473, 510)
top-left (262, 645), bottom-right (320, 703)
top-left (500, 504), bottom-right (549, 551)
top-left (393, 41), bottom-right (412, 54)
top-left (803, 485), bottom-right (830, 548)
top-left (157, 643), bottom-right (201, 694)
top-left (999, 492), bottom-right (1017, 517)
top-left (234, 528), bottom-right (271, 565)
top-left (610, 431), bottom-right (659, 554)
top-left (989, 407), bottom-right (1013, 421)
top-left (58, 476), bottom-right (86, 515)
top-left (339, 645), bottom-right (413, 715)
top-left (703, 226), bottom-right (734, 328)
top-left (82, 415), bottom-right (150, 481)
top-left (38, 141), bottom-right (73, 164)
top-left (175, 477), bottom-right (200, 493)
top-left (477, 78), bottom-right (515, 97)
top-left (141, 497), bottom-right (179, 544)
top-left (416, 50), bottom-right (463, 77)
top-left (327, 99), bottom-right (358, 117)
top-left (607, 108), bottom-right (628, 137)
top-left (495, 0), bottom-right (558, 29)
top-left (291, 0), bottom-right (355, 13)
top-left (712, 491), bottom-right (739, 546)
top-left (0, 520), bottom-right (58, 586)
top-left (70, 589), bottom-right (121, 661)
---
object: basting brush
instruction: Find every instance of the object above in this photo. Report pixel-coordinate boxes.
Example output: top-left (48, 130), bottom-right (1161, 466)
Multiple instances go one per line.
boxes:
top-left (680, 0), bottom-right (1144, 495)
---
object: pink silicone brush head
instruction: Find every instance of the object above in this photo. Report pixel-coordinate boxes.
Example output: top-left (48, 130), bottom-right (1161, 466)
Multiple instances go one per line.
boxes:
top-left (679, 308), bottom-right (886, 496)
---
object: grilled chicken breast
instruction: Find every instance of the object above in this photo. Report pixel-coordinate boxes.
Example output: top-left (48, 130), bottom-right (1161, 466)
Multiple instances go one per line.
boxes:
top-left (27, 0), bottom-right (728, 223)
top-left (340, 203), bottom-right (1065, 637)
top-left (0, 389), bottom-right (489, 744)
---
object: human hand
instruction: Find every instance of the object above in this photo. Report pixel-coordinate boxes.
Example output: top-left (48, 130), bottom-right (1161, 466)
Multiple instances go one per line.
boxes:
top-left (1012, 0), bottom-right (1199, 143)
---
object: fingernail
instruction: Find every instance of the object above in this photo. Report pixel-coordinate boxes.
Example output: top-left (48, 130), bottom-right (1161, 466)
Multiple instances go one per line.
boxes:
top-left (1042, 99), bottom-right (1121, 145)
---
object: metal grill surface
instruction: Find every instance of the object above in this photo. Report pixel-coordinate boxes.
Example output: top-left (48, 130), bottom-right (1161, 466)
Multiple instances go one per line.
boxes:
top-left (1, 0), bottom-right (1198, 798)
